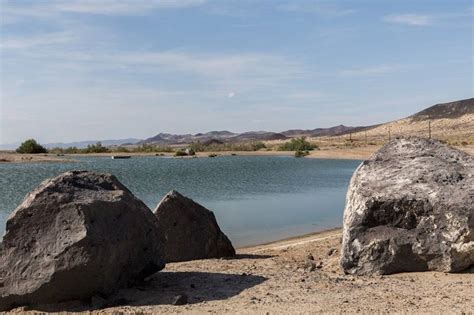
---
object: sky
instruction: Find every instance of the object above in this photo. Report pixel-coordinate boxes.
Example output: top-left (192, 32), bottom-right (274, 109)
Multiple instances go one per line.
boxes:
top-left (0, 0), bottom-right (473, 144)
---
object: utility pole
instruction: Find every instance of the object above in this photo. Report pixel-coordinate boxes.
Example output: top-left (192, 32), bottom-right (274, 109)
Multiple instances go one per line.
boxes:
top-left (428, 120), bottom-right (431, 139)
top-left (388, 126), bottom-right (391, 141)
top-left (365, 131), bottom-right (368, 145)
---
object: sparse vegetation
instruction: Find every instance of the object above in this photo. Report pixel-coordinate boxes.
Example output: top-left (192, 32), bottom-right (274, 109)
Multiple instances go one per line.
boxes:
top-left (279, 137), bottom-right (317, 151)
top-left (83, 142), bottom-right (109, 153)
top-left (132, 144), bottom-right (173, 153)
top-left (174, 150), bottom-right (188, 157)
top-left (295, 150), bottom-right (309, 158)
top-left (16, 139), bottom-right (47, 154)
top-left (189, 141), bottom-right (266, 152)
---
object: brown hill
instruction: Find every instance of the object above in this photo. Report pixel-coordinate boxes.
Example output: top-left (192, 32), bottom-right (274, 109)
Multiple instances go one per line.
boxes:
top-left (318, 98), bottom-right (474, 145)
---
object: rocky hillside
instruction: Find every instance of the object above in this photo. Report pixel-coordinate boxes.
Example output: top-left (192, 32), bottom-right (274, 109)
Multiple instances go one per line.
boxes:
top-left (324, 98), bottom-right (474, 144)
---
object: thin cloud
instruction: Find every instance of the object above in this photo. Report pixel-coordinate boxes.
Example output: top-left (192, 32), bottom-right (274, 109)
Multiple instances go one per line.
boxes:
top-left (277, 2), bottom-right (355, 17)
top-left (1, 0), bottom-right (207, 22)
top-left (383, 14), bottom-right (431, 26)
top-left (339, 65), bottom-right (399, 77)
top-left (0, 32), bottom-right (77, 49)
top-left (53, 0), bottom-right (207, 15)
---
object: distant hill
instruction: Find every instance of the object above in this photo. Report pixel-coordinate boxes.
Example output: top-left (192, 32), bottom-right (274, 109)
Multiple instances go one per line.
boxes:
top-left (329, 98), bottom-right (474, 143)
top-left (230, 131), bottom-right (287, 142)
top-left (3, 98), bottom-right (471, 150)
top-left (139, 131), bottom-right (237, 145)
top-left (121, 98), bottom-right (474, 146)
top-left (0, 138), bottom-right (142, 150)
top-left (44, 138), bottom-right (142, 149)
top-left (282, 125), bottom-right (360, 137)
top-left (410, 98), bottom-right (474, 121)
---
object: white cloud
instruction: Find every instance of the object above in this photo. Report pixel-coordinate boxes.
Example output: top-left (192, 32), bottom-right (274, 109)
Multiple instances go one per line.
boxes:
top-left (53, 0), bottom-right (207, 15)
top-left (383, 14), bottom-right (431, 26)
top-left (1, 0), bottom-right (207, 22)
top-left (227, 91), bottom-right (235, 98)
top-left (339, 65), bottom-right (399, 77)
top-left (0, 32), bottom-right (77, 49)
top-left (277, 2), bottom-right (355, 17)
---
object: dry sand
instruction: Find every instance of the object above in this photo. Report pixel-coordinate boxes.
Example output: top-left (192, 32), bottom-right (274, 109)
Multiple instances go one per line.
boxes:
top-left (0, 152), bottom-right (74, 163)
top-left (13, 228), bottom-right (473, 314)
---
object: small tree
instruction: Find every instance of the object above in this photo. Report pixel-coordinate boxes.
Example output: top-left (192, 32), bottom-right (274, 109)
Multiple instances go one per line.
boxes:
top-left (279, 137), bottom-right (316, 151)
top-left (84, 142), bottom-right (109, 153)
top-left (16, 139), bottom-right (47, 154)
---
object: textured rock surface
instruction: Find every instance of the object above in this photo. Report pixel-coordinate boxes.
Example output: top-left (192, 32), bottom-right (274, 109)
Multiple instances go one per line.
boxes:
top-left (341, 137), bottom-right (474, 275)
top-left (154, 190), bottom-right (235, 262)
top-left (0, 171), bottom-right (165, 311)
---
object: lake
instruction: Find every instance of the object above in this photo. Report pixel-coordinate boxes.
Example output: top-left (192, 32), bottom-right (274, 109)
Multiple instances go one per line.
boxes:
top-left (0, 156), bottom-right (361, 247)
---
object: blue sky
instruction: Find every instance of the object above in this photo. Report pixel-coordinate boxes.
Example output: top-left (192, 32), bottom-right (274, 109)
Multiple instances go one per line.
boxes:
top-left (1, 0), bottom-right (472, 144)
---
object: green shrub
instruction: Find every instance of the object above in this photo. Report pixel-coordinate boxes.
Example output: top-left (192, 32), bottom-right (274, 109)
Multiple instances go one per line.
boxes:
top-left (189, 141), bottom-right (266, 152)
top-left (174, 150), bottom-right (188, 157)
top-left (133, 144), bottom-right (173, 153)
top-left (294, 150), bottom-right (309, 158)
top-left (16, 139), bottom-right (47, 154)
top-left (250, 142), bottom-right (266, 151)
top-left (279, 137), bottom-right (316, 151)
top-left (83, 142), bottom-right (109, 153)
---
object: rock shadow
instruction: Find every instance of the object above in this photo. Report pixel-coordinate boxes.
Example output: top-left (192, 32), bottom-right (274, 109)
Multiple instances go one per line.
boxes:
top-left (231, 253), bottom-right (274, 260)
top-left (27, 271), bottom-right (267, 312)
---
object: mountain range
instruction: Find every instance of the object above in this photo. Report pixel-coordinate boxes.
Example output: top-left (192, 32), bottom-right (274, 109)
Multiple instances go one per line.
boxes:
top-left (1, 98), bottom-right (472, 150)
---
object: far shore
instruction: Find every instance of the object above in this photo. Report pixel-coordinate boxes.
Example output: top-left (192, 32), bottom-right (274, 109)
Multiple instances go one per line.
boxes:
top-left (1, 144), bottom-right (473, 164)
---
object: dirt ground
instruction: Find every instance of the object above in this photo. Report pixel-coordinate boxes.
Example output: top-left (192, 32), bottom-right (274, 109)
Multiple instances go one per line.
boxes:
top-left (0, 152), bottom-right (73, 163)
top-left (11, 228), bottom-right (473, 314)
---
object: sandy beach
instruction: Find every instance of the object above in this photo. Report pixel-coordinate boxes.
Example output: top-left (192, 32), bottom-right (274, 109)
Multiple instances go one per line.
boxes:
top-left (11, 228), bottom-right (472, 314)
top-left (0, 152), bottom-right (74, 163)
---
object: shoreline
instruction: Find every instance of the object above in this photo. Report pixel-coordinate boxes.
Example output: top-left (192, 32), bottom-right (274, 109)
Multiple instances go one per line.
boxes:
top-left (1, 144), bottom-right (472, 163)
top-left (237, 227), bottom-right (342, 250)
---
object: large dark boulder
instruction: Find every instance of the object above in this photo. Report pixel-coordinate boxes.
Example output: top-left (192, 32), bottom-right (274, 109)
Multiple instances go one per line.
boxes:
top-left (154, 190), bottom-right (235, 262)
top-left (341, 137), bottom-right (473, 275)
top-left (0, 171), bottom-right (165, 311)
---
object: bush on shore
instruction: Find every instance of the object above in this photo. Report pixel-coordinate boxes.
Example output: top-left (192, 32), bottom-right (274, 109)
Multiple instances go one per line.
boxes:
top-left (279, 137), bottom-right (317, 151)
top-left (83, 142), bottom-right (109, 153)
top-left (16, 139), bottom-right (47, 154)
top-left (295, 150), bottom-right (310, 158)
top-left (189, 141), bottom-right (266, 152)
top-left (174, 150), bottom-right (188, 157)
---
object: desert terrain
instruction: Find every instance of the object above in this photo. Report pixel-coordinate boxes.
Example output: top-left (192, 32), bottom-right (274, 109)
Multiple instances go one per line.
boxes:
top-left (11, 228), bottom-right (473, 314)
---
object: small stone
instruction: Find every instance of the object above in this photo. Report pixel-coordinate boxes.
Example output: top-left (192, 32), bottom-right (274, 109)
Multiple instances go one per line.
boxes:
top-left (304, 260), bottom-right (316, 271)
top-left (172, 294), bottom-right (188, 306)
top-left (306, 254), bottom-right (315, 261)
top-left (327, 248), bottom-right (336, 256)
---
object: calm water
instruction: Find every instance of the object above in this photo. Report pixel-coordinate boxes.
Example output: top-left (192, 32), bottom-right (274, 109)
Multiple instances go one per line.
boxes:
top-left (0, 156), bottom-right (360, 247)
